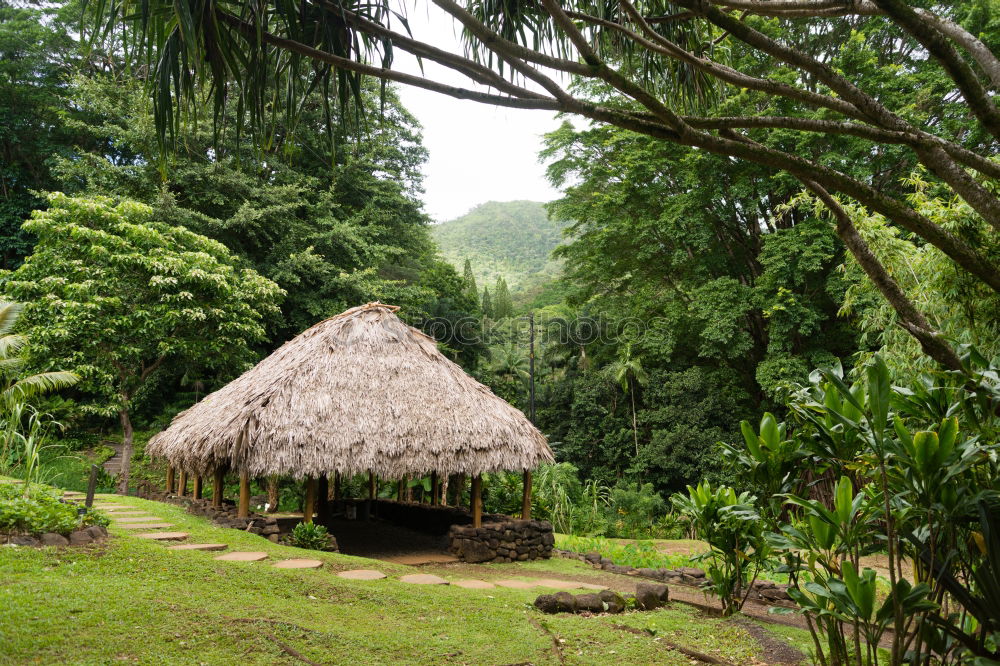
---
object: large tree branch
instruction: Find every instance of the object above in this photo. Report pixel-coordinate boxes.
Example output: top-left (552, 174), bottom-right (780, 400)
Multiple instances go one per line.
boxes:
top-left (804, 179), bottom-right (964, 372)
top-left (872, 0), bottom-right (1000, 139)
top-left (690, 1), bottom-right (1000, 89)
top-left (215, 9), bottom-right (562, 111)
top-left (312, 1), bottom-right (550, 102)
top-left (666, 0), bottom-right (1000, 230)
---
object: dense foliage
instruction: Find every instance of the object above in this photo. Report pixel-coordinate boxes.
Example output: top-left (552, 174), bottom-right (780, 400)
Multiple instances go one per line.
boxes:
top-left (0, 194), bottom-right (283, 491)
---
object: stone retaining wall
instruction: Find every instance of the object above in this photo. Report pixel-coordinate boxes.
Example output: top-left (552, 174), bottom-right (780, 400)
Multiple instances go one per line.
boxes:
top-left (139, 491), bottom-right (291, 543)
top-left (448, 519), bottom-right (554, 563)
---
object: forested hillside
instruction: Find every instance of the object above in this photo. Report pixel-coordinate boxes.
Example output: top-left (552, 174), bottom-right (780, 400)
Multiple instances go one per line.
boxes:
top-left (431, 201), bottom-right (564, 296)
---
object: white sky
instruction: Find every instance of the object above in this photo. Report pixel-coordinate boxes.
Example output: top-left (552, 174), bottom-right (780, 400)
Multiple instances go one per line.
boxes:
top-left (391, 13), bottom-right (564, 222)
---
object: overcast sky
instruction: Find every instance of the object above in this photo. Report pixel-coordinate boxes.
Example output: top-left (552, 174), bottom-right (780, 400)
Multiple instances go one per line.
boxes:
top-left (392, 12), bottom-right (564, 222)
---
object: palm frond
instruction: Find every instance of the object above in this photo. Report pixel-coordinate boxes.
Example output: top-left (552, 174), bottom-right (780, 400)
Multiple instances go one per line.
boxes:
top-left (0, 302), bottom-right (23, 337)
top-left (1, 371), bottom-right (80, 407)
top-left (0, 335), bottom-right (28, 361)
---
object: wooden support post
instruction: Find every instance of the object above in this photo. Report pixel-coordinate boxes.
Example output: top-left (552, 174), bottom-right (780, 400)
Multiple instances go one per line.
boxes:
top-left (303, 477), bottom-right (316, 524)
top-left (177, 470), bottom-right (187, 497)
top-left (85, 465), bottom-right (99, 509)
top-left (521, 469), bottom-right (532, 520)
top-left (237, 472), bottom-right (250, 518)
top-left (193, 475), bottom-right (202, 500)
top-left (316, 476), bottom-right (329, 522)
top-left (471, 475), bottom-right (482, 528)
top-left (333, 472), bottom-right (341, 500)
top-left (453, 474), bottom-right (466, 508)
top-left (368, 472), bottom-right (376, 500)
top-left (431, 472), bottom-right (439, 506)
top-left (212, 468), bottom-right (224, 508)
top-left (165, 465), bottom-right (175, 493)
top-left (397, 479), bottom-right (404, 502)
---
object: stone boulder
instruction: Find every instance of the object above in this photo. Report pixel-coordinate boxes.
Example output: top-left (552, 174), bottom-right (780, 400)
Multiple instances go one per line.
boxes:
top-left (574, 593), bottom-right (604, 613)
top-left (68, 530), bottom-right (94, 546)
top-left (39, 532), bottom-right (69, 547)
top-left (635, 582), bottom-right (669, 610)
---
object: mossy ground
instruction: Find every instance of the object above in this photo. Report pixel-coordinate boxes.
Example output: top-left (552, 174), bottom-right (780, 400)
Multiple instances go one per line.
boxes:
top-left (1, 493), bottom-right (816, 665)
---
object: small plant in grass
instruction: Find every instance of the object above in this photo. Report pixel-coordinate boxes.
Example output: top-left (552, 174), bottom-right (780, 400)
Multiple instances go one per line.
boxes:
top-left (289, 522), bottom-right (332, 551)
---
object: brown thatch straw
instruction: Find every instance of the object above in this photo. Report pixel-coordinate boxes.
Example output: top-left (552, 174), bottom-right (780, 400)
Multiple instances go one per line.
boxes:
top-left (147, 303), bottom-right (553, 479)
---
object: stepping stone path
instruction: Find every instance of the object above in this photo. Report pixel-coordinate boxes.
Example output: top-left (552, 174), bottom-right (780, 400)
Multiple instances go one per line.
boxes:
top-left (168, 544), bottom-right (228, 551)
top-left (399, 574), bottom-right (449, 585)
top-left (136, 532), bottom-right (189, 540)
top-left (118, 523), bottom-right (174, 529)
top-left (94, 505), bottom-right (129, 510)
top-left (273, 559), bottom-right (323, 569)
top-left (337, 569), bottom-right (387, 580)
top-left (105, 511), bottom-right (149, 516)
top-left (534, 579), bottom-right (584, 590)
top-left (214, 552), bottom-right (269, 562)
top-left (495, 579), bottom-right (537, 590)
top-left (112, 516), bottom-right (160, 523)
top-left (452, 579), bottom-right (496, 589)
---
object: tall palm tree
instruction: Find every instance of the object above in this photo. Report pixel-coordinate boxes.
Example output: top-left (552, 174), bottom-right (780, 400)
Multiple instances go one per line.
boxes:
top-left (607, 343), bottom-right (648, 460)
top-left (0, 302), bottom-right (78, 410)
top-left (489, 345), bottom-right (530, 384)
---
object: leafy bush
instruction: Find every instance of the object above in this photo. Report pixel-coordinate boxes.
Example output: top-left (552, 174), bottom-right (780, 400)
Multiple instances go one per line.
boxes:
top-left (0, 483), bottom-right (107, 535)
top-left (604, 482), bottom-right (671, 539)
top-left (288, 522), bottom-right (331, 551)
top-left (671, 481), bottom-right (768, 616)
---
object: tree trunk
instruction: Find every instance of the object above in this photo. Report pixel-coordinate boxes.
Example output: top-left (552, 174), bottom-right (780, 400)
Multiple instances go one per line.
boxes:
top-left (116, 409), bottom-right (133, 494)
top-left (266, 476), bottom-right (279, 512)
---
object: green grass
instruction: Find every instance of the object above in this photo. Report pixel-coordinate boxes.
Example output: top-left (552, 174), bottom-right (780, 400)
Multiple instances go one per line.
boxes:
top-left (1, 490), bottom-right (816, 664)
top-left (555, 534), bottom-right (700, 569)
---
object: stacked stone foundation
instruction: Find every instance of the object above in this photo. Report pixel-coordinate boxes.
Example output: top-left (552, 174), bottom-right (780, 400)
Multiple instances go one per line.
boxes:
top-left (448, 519), bottom-right (554, 563)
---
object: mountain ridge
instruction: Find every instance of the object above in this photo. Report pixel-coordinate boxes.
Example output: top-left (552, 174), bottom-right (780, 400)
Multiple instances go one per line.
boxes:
top-left (431, 200), bottom-right (565, 297)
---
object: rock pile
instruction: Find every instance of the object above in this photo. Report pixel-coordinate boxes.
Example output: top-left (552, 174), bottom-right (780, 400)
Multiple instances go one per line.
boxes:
top-left (534, 582), bottom-right (672, 615)
top-left (2, 525), bottom-right (109, 548)
top-left (448, 519), bottom-right (555, 563)
top-left (554, 548), bottom-right (792, 602)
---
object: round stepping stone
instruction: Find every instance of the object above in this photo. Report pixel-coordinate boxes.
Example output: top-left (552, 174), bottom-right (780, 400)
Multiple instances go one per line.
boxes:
top-left (214, 551), bottom-right (268, 562)
top-left (495, 579), bottom-right (537, 590)
top-left (167, 543), bottom-right (228, 551)
top-left (118, 523), bottom-right (174, 529)
top-left (136, 532), bottom-right (189, 540)
top-left (94, 504), bottom-right (130, 510)
top-left (112, 516), bottom-right (160, 523)
top-left (452, 579), bottom-right (496, 589)
top-left (399, 574), bottom-right (449, 585)
top-left (62, 491), bottom-right (83, 496)
top-left (337, 569), bottom-right (387, 580)
top-left (105, 511), bottom-right (149, 516)
top-left (273, 559), bottom-right (323, 569)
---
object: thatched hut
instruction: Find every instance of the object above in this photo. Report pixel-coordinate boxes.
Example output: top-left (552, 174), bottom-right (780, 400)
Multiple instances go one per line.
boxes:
top-left (148, 302), bottom-right (552, 525)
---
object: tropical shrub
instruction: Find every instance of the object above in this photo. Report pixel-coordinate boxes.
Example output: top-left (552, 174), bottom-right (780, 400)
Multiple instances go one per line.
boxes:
top-left (722, 355), bottom-right (1000, 664)
top-left (671, 481), bottom-right (768, 616)
top-left (289, 522), bottom-right (332, 551)
top-left (0, 483), bottom-right (106, 535)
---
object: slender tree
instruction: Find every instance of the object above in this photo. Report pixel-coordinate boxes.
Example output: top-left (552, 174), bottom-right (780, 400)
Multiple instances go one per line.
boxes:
top-left (462, 258), bottom-right (478, 303)
top-left (481, 286), bottom-right (494, 319)
top-left (607, 343), bottom-right (648, 461)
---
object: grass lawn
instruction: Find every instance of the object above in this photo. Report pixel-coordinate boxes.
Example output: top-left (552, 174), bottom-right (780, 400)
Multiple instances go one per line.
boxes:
top-left (1, 493), bottom-right (817, 665)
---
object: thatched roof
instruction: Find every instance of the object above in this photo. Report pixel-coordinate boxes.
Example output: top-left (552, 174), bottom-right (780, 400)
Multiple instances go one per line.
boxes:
top-left (147, 303), bottom-right (552, 479)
